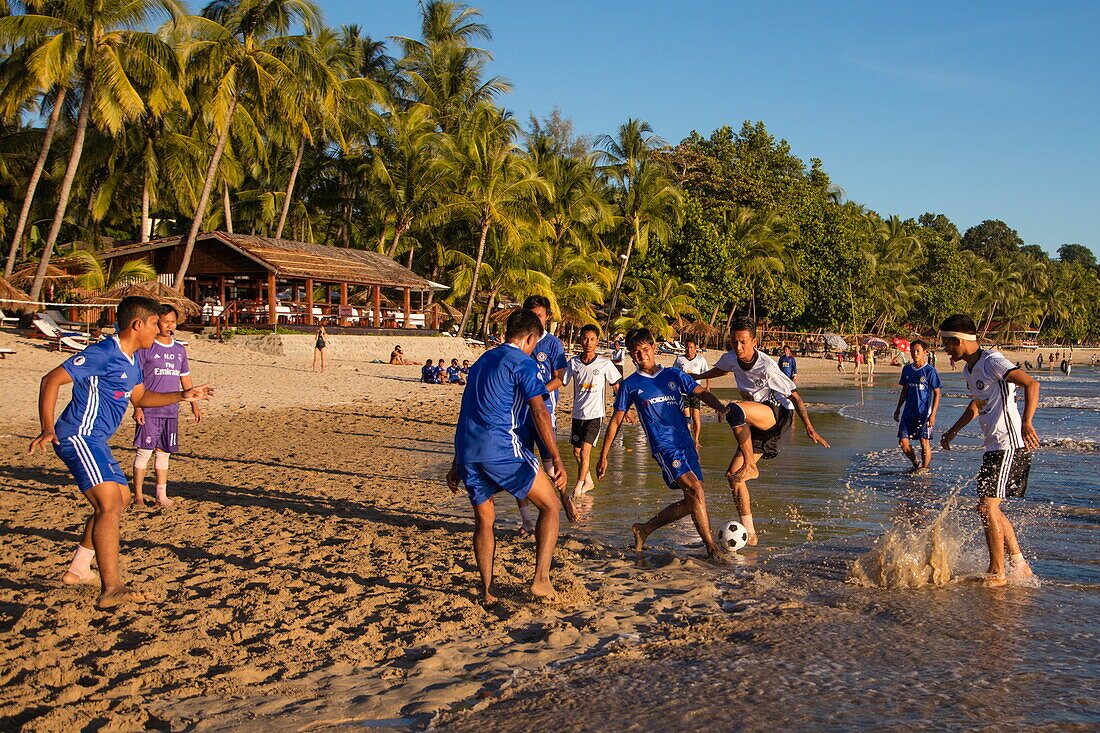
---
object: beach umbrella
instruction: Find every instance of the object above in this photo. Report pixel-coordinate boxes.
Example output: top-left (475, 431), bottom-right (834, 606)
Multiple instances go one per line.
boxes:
top-left (681, 320), bottom-right (720, 341)
top-left (424, 300), bottom-right (462, 321)
top-left (8, 263), bottom-right (75, 288)
top-left (94, 281), bottom-right (201, 317)
top-left (861, 337), bottom-right (889, 348)
top-left (823, 332), bottom-right (847, 350)
top-left (0, 276), bottom-right (35, 314)
top-left (488, 305), bottom-right (520, 325)
top-left (891, 337), bottom-right (910, 352)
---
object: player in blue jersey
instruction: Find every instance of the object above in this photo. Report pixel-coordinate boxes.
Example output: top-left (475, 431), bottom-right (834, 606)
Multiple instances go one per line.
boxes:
top-left (447, 310), bottom-right (567, 604)
top-left (29, 296), bottom-right (214, 608)
top-left (892, 339), bottom-right (942, 472)
top-left (595, 329), bottom-right (737, 562)
top-left (515, 295), bottom-right (572, 531)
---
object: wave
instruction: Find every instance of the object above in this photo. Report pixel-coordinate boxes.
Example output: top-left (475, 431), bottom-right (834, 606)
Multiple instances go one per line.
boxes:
top-left (1039, 395), bottom-right (1100, 410)
top-left (1042, 438), bottom-right (1099, 452)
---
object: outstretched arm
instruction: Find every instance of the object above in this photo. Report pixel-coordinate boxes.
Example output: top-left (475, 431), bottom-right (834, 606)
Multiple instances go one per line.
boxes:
top-left (940, 400), bottom-right (980, 450)
top-left (132, 382), bottom-right (215, 408)
top-left (29, 366), bottom-right (71, 453)
top-left (596, 410), bottom-right (628, 479)
top-left (790, 391), bottom-right (829, 447)
top-left (1007, 369), bottom-right (1040, 449)
top-left (692, 385), bottom-right (727, 416)
top-left (692, 367), bottom-right (729, 381)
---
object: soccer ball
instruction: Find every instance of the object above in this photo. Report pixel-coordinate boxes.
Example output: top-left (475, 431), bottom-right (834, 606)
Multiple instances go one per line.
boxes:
top-left (719, 520), bottom-right (749, 552)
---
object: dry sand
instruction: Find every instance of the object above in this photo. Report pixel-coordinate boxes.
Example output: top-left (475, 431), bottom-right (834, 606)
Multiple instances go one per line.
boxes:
top-left (1, 330), bottom-right (1095, 730)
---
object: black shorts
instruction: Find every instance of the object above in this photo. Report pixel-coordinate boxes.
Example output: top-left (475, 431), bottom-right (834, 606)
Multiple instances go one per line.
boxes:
top-left (683, 394), bottom-right (702, 411)
top-left (570, 418), bottom-right (603, 447)
top-left (749, 403), bottom-right (793, 460)
top-left (976, 449), bottom-right (1031, 499)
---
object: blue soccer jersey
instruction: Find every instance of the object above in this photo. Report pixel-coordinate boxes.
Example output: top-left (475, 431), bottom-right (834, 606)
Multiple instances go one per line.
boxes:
top-left (54, 337), bottom-right (144, 441)
top-left (613, 367), bottom-right (699, 453)
top-left (532, 331), bottom-right (567, 414)
top-left (455, 344), bottom-right (549, 465)
top-left (899, 363), bottom-right (942, 418)
top-left (446, 365), bottom-right (462, 382)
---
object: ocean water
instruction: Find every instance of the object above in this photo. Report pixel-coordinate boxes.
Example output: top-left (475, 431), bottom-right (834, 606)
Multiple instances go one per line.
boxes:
top-left (548, 363), bottom-right (1100, 729)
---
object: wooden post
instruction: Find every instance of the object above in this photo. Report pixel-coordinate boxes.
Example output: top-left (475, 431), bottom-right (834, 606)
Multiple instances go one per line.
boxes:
top-left (305, 277), bottom-right (314, 325)
top-left (372, 285), bottom-right (381, 327)
top-left (267, 273), bottom-right (277, 326)
top-left (403, 288), bottom-right (411, 328)
top-left (218, 275), bottom-right (226, 307)
top-left (339, 282), bottom-right (348, 327)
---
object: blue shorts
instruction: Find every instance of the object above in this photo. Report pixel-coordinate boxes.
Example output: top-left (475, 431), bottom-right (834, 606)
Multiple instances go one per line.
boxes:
top-left (898, 414), bottom-right (933, 440)
top-left (54, 436), bottom-right (128, 493)
top-left (462, 459), bottom-right (539, 506)
top-left (653, 448), bottom-right (703, 490)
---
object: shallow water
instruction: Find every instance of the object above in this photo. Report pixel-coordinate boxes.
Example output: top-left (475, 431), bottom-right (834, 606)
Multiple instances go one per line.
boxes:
top-left (530, 363), bottom-right (1100, 729)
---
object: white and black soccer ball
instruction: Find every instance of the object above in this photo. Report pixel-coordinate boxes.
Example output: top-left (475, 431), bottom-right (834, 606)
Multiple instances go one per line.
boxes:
top-left (719, 520), bottom-right (749, 551)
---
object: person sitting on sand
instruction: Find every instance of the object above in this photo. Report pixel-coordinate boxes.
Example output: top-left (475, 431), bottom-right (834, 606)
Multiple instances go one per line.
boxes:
top-left (595, 328), bottom-right (732, 563)
top-left (446, 309), bottom-right (567, 604)
top-left (691, 317), bottom-right (830, 546)
top-left (892, 340), bottom-right (942, 473)
top-left (446, 358), bottom-right (466, 385)
top-left (389, 344), bottom-right (420, 365)
top-left (132, 304), bottom-right (200, 507)
top-left (433, 357), bottom-right (445, 383)
top-left (460, 359), bottom-right (471, 377)
top-left (29, 296), bottom-right (213, 608)
top-left (421, 359), bottom-right (436, 383)
top-left (939, 314), bottom-right (1039, 587)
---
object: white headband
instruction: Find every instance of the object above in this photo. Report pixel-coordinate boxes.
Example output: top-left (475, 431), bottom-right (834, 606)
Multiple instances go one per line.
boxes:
top-left (938, 330), bottom-right (977, 341)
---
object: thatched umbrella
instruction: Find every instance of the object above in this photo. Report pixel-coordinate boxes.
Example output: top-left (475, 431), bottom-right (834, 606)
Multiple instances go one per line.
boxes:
top-left (424, 300), bottom-right (462, 320)
top-left (8, 263), bottom-right (74, 288)
top-left (94, 281), bottom-right (201, 317)
top-left (488, 305), bottom-right (520, 325)
top-left (0, 276), bottom-right (35, 314)
top-left (681, 319), bottom-right (720, 342)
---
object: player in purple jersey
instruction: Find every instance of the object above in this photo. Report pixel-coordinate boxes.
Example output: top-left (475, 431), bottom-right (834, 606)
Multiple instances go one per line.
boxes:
top-left (132, 305), bottom-right (201, 506)
top-left (595, 329), bottom-right (733, 562)
top-left (29, 296), bottom-right (214, 608)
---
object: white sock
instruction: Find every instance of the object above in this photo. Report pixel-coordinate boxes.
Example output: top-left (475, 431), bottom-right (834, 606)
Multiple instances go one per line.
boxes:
top-left (740, 514), bottom-right (756, 536)
top-left (155, 484), bottom-right (168, 500)
top-left (68, 545), bottom-right (95, 576)
top-left (1010, 552), bottom-right (1026, 566)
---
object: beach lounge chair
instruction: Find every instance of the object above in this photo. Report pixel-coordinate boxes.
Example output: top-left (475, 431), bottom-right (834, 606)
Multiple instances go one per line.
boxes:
top-left (59, 336), bottom-right (86, 352)
top-left (0, 308), bottom-right (18, 326)
top-left (0, 347), bottom-right (15, 358)
top-left (44, 309), bottom-right (87, 330)
top-left (32, 317), bottom-right (89, 350)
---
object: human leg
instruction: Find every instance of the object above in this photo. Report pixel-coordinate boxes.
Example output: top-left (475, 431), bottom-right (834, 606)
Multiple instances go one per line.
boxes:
top-left (918, 438), bottom-right (932, 469)
top-left (690, 408), bottom-right (702, 448)
top-left (85, 480), bottom-right (144, 607)
top-left (132, 448), bottom-right (153, 505)
top-left (576, 441), bottom-right (595, 492)
top-left (472, 497), bottom-right (498, 604)
top-left (153, 449), bottom-right (175, 506)
top-left (898, 437), bottom-right (918, 469)
top-left (725, 450), bottom-right (764, 546)
top-left (522, 471), bottom-right (562, 597)
top-left (977, 498), bottom-right (1008, 585)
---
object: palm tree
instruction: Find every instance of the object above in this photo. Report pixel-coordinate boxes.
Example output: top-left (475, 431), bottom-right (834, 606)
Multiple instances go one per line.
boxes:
top-left (0, 0), bottom-right (184, 300)
top-left (66, 248), bottom-right (156, 293)
top-left (613, 275), bottom-right (699, 338)
top-left (171, 0), bottom-right (322, 286)
top-left (440, 103), bottom-right (547, 335)
top-left (597, 119), bottom-right (682, 329)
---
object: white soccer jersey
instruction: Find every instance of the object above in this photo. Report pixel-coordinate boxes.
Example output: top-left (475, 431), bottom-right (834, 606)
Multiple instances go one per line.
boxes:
top-left (714, 349), bottom-right (796, 409)
top-left (673, 354), bottom-right (708, 376)
top-left (964, 349), bottom-right (1024, 451)
top-left (563, 355), bottom-right (621, 420)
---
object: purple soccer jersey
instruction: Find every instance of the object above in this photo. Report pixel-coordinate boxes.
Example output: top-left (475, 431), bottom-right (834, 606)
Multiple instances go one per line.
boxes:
top-left (136, 339), bottom-right (190, 418)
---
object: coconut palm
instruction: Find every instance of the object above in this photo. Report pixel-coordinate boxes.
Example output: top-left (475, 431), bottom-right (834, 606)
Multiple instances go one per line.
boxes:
top-left (441, 103), bottom-right (548, 336)
top-left (171, 0), bottom-right (323, 286)
top-left (0, 0), bottom-right (184, 299)
top-left (613, 275), bottom-right (699, 339)
top-left (64, 248), bottom-right (157, 293)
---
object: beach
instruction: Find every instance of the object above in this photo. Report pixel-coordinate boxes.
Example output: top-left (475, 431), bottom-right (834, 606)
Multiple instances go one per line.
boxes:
top-left (1, 331), bottom-right (1098, 730)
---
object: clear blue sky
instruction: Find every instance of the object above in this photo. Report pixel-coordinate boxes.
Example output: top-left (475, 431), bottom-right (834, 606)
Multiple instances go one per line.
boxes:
top-left (322, 0), bottom-right (1099, 256)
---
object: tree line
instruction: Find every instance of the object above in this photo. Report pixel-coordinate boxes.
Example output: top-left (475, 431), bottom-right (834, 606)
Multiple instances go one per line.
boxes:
top-left (1, 0), bottom-right (1096, 340)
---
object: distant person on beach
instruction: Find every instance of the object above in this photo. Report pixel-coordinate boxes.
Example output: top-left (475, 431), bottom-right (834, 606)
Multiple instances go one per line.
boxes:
top-left (1037, 353), bottom-right (1044, 370)
top-left (939, 314), bottom-right (1040, 587)
top-left (446, 358), bottom-right (466, 385)
top-left (892, 340), bottom-right (942, 473)
top-left (611, 339), bottom-right (626, 376)
top-left (29, 296), bottom-right (213, 607)
top-left (421, 359), bottom-right (435, 383)
top-left (836, 352), bottom-right (844, 372)
top-left (867, 346), bottom-right (876, 375)
top-left (518, 295), bottom-right (572, 530)
top-left (563, 324), bottom-right (620, 498)
top-left (132, 305), bottom-right (199, 507)
top-left (854, 348), bottom-right (867, 378)
top-left (433, 357), bottom-right (445, 383)
top-left (692, 318), bottom-right (831, 546)
top-left (389, 345), bottom-right (419, 365)
top-left (672, 336), bottom-right (709, 447)
top-left (447, 309), bottom-right (566, 604)
top-left (595, 328), bottom-right (732, 562)
top-left (461, 359), bottom-right (471, 376)
top-left (778, 345), bottom-right (798, 383)
top-left (312, 326), bottom-right (327, 372)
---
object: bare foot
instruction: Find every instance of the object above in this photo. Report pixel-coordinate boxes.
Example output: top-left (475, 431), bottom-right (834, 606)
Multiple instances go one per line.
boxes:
top-left (631, 523), bottom-right (648, 551)
top-left (531, 579), bottom-right (555, 598)
top-left (62, 569), bottom-right (97, 585)
top-left (562, 494), bottom-right (578, 523)
top-left (96, 586), bottom-right (147, 608)
top-left (746, 531), bottom-right (759, 547)
top-left (707, 548), bottom-right (734, 565)
top-left (727, 463), bottom-right (759, 484)
top-left (480, 591), bottom-right (499, 607)
top-left (155, 496), bottom-right (177, 507)
top-left (133, 494), bottom-right (146, 506)
top-left (967, 573), bottom-right (1007, 587)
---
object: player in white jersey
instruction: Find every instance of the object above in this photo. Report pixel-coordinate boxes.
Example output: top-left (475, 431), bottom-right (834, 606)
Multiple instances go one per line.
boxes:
top-left (693, 318), bottom-right (830, 546)
top-left (672, 336), bottom-right (709, 448)
top-left (562, 325), bottom-right (620, 501)
top-left (938, 314), bottom-right (1040, 587)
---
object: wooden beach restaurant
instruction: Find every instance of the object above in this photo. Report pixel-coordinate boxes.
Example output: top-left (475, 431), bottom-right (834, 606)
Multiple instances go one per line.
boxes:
top-left (98, 232), bottom-right (447, 332)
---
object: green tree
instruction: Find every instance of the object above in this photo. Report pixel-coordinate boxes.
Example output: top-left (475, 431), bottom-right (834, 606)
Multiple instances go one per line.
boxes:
top-left (960, 219), bottom-right (1024, 261)
top-left (1057, 243), bottom-right (1096, 269)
